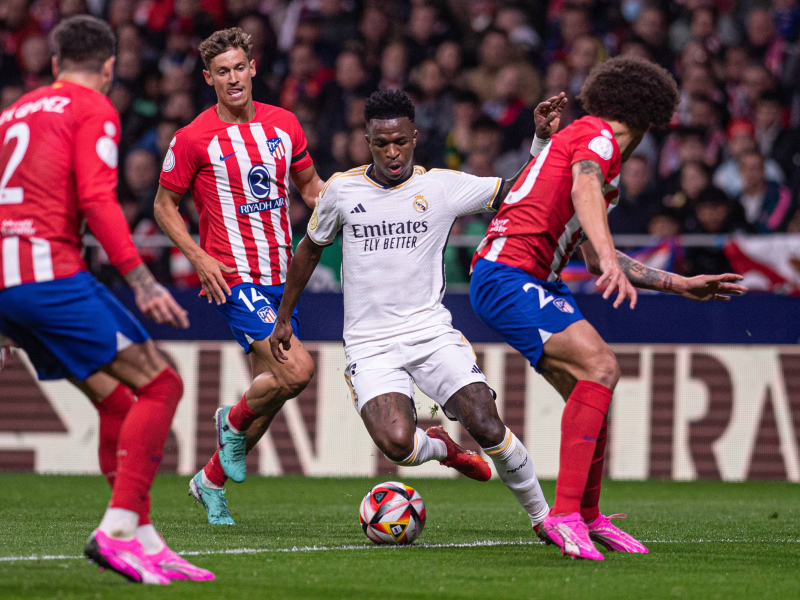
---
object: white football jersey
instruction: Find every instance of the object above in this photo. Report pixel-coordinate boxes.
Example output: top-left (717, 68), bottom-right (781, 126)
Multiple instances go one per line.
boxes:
top-left (308, 164), bottom-right (503, 351)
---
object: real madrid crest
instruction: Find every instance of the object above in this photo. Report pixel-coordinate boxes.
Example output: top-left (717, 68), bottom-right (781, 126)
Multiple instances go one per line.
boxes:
top-left (413, 194), bottom-right (428, 213)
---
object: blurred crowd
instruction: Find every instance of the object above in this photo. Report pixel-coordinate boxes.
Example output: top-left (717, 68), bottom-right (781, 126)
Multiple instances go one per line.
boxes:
top-left (2, 0), bottom-right (800, 287)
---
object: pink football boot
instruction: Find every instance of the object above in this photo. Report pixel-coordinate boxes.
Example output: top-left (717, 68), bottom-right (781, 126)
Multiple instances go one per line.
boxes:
top-left (148, 545), bottom-right (215, 581)
top-left (541, 513), bottom-right (604, 561)
top-left (586, 513), bottom-right (649, 554)
top-left (84, 530), bottom-right (171, 584)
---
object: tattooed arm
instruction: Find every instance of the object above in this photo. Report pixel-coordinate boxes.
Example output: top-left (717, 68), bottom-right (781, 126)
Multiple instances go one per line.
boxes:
top-left (571, 160), bottom-right (637, 309)
top-left (124, 264), bottom-right (190, 328)
top-left (581, 242), bottom-right (748, 301)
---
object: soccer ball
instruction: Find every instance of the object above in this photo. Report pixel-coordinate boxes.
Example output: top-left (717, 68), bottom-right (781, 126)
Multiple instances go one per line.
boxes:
top-left (359, 481), bottom-right (426, 545)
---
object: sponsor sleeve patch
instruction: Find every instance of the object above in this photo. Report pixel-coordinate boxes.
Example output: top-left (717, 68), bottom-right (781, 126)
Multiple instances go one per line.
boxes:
top-left (588, 136), bottom-right (614, 161)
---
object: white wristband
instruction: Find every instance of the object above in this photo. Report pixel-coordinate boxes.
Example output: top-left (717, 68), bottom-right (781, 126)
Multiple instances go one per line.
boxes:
top-left (530, 135), bottom-right (550, 157)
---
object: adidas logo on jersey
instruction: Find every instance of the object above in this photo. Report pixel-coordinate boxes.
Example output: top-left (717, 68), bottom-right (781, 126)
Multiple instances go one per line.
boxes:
top-left (471, 365), bottom-right (482, 374)
top-left (350, 204), bottom-right (366, 213)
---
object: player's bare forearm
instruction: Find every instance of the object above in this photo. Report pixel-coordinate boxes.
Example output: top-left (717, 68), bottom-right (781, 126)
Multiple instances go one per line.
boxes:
top-left (572, 161), bottom-right (637, 308)
top-left (571, 160), bottom-right (615, 261)
top-left (275, 236), bottom-right (324, 322)
top-left (153, 185), bottom-right (204, 262)
top-left (271, 236), bottom-right (324, 361)
top-left (615, 251), bottom-right (676, 292)
top-left (616, 250), bottom-right (748, 301)
top-left (292, 165), bottom-right (325, 209)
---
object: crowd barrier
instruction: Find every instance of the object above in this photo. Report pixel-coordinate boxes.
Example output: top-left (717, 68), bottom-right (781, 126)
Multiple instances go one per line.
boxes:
top-left (2, 338), bottom-right (799, 482)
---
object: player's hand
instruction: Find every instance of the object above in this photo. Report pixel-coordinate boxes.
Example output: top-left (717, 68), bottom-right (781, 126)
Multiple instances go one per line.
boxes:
top-left (269, 319), bottom-right (293, 363)
top-left (192, 252), bottom-right (235, 305)
top-left (676, 273), bottom-right (748, 302)
top-left (534, 92), bottom-right (567, 139)
top-left (596, 256), bottom-right (638, 309)
top-left (136, 283), bottom-right (191, 329)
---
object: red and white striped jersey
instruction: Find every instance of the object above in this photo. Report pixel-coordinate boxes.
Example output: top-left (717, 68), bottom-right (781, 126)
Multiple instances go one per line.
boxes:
top-left (159, 103), bottom-right (313, 287)
top-left (0, 81), bottom-right (142, 291)
top-left (473, 116), bottom-right (621, 281)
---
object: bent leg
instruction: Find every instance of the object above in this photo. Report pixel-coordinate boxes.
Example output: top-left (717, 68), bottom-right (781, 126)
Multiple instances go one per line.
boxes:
top-left (538, 320), bottom-right (617, 518)
top-left (447, 383), bottom-right (549, 526)
top-left (360, 393), bottom-right (446, 465)
top-left (201, 339), bottom-right (313, 488)
top-left (97, 342), bottom-right (183, 538)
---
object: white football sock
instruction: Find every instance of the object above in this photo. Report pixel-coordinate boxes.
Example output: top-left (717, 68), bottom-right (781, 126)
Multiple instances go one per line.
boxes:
top-left (98, 507), bottom-right (139, 540)
top-left (136, 524), bottom-right (165, 555)
top-left (390, 428), bottom-right (447, 466)
top-left (484, 428), bottom-right (549, 526)
top-left (201, 470), bottom-right (223, 490)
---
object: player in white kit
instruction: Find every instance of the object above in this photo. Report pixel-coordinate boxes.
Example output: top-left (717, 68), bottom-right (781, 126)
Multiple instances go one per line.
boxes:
top-left (271, 89), bottom-right (566, 535)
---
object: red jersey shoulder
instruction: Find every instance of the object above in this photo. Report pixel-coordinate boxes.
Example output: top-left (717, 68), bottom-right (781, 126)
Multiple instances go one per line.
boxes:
top-left (254, 102), bottom-right (300, 128)
top-left (563, 116), bottom-right (619, 162)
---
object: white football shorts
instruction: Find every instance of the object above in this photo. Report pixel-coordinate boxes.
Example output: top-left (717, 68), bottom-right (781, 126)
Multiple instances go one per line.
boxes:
top-left (343, 328), bottom-right (488, 420)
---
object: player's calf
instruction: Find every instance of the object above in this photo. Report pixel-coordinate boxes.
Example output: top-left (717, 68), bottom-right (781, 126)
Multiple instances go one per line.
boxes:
top-left (447, 384), bottom-right (549, 527)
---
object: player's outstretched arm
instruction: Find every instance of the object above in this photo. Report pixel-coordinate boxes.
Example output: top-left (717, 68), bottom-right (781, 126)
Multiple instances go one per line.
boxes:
top-left (291, 165), bottom-right (326, 210)
top-left (581, 243), bottom-right (748, 301)
top-left (493, 93), bottom-right (568, 207)
top-left (124, 264), bottom-right (190, 328)
top-left (153, 184), bottom-right (235, 305)
top-left (571, 160), bottom-right (637, 309)
top-left (270, 236), bottom-right (325, 363)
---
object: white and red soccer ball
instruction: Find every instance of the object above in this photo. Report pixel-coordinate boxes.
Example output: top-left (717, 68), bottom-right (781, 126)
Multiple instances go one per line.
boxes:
top-left (359, 481), bottom-right (426, 545)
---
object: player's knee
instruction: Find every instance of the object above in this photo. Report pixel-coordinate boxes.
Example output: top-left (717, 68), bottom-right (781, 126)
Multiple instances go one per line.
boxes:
top-left (377, 425), bottom-right (416, 463)
top-left (279, 351), bottom-right (315, 398)
top-left (469, 416), bottom-right (506, 449)
top-left (588, 348), bottom-right (620, 390)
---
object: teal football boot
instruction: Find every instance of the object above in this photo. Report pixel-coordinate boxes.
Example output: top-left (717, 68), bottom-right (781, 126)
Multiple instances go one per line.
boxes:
top-left (215, 406), bottom-right (248, 483)
top-left (189, 471), bottom-right (235, 525)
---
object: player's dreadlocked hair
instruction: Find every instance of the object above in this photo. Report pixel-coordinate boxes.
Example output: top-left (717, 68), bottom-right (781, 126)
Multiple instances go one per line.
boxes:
top-left (579, 57), bottom-right (679, 132)
top-left (364, 90), bottom-right (415, 123)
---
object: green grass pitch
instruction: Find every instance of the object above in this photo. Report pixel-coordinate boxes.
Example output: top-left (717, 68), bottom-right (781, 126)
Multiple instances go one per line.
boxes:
top-left (1, 475), bottom-right (798, 600)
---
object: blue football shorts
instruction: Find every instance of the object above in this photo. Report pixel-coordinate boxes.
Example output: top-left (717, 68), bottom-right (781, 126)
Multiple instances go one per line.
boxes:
top-left (470, 258), bottom-right (584, 372)
top-left (0, 271), bottom-right (150, 381)
top-left (213, 282), bottom-right (300, 353)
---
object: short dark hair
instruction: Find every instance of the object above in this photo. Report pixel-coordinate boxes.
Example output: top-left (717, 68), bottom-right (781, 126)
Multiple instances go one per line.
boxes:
top-left (52, 15), bottom-right (116, 73)
top-left (198, 27), bottom-right (253, 70)
top-left (364, 90), bottom-right (415, 123)
top-left (579, 57), bottom-right (680, 132)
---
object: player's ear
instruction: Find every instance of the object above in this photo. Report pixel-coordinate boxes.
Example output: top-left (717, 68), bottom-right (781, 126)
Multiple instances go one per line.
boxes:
top-left (51, 56), bottom-right (59, 78)
top-left (101, 56), bottom-right (115, 81)
top-left (203, 69), bottom-right (213, 86)
top-left (412, 128), bottom-right (418, 148)
top-left (249, 59), bottom-right (256, 77)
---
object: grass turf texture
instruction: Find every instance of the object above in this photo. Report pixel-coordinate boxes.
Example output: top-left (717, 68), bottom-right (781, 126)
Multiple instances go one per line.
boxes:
top-left (0, 475), bottom-right (798, 599)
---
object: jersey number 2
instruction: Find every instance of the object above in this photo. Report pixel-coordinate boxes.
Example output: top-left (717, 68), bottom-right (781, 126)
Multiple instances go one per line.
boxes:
top-left (0, 123), bottom-right (30, 205)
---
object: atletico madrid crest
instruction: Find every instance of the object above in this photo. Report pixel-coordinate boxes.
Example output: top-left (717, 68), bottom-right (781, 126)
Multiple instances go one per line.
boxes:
top-left (267, 137), bottom-right (285, 160)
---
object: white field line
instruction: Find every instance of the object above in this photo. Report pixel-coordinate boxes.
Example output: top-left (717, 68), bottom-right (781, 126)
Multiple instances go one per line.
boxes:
top-left (1, 537), bottom-right (799, 563)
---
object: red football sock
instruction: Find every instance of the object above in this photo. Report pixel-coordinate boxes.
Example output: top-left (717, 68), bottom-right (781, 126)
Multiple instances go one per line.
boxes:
top-left (110, 368), bottom-right (183, 515)
top-left (227, 393), bottom-right (258, 433)
top-left (580, 418), bottom-right (608, 523)
top-left (203, 449), bottom-right (228, 487)
top-left (95, 384), bottom-right (134, 489)
top-left (552, 381), bottom-right (612, 517)
top-left (93, 384), bottom-right (152, 525)
top-left (138, 493), bottom-right (152, 526)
